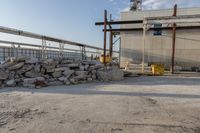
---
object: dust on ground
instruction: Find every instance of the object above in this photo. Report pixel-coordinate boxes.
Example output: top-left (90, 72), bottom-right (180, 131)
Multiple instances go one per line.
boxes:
top-left (0, 76), bottom-right (200, 133)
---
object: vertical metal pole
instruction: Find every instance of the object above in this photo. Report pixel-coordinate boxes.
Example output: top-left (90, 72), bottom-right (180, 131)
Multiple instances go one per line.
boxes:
top-left (142, 19), bottom-right (147, 74)
top-left (109, 32), bottom-right (113, 57)
top-left (59, 43), bottom-right (64, 58)
top-left (109, 14), bottom-right (113, 58)
top-left (103, 10), bottom-right (107, 65)
top-left (119, 37), bottom-right (121, 68)
top-left (42, 38), bottom-right (47, 59)
top-left (171, 4), bottom-right (177, 74)
top-left (3, 48), bottom-right (5, 61)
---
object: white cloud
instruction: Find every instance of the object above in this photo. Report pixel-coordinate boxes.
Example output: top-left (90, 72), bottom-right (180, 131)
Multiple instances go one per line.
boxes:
top-left (120, 0), bottom-right (200, 12)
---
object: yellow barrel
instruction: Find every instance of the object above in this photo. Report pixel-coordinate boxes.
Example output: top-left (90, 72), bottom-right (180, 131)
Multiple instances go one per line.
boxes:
top-left (151, 64), bottom-right (164, 76)
top-left (100, 55), bottom-right (111, 63)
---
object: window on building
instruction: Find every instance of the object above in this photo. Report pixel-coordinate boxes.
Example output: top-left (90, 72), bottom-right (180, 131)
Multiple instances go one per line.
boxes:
top-left (154, 24), bottom-right (162, 36)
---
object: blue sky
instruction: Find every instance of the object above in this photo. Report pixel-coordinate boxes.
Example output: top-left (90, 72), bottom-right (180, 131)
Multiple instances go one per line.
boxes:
top-left (0, 0), bottom-right (200, 48)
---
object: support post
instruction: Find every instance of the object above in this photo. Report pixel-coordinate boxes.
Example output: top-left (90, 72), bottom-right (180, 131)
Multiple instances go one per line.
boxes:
top-left (42, 38), bottom-right (47, 59)
top-left (109, 31), bottom-right (113, 57)
top-left (59, 43), bottom-right (64, 58)
top-left (103, 10), bottom-right (107, 65)
top-left (109, 14), bottom-right (113, 58)
top-left (142, 19), bottom-right (147, 74)
top-left (81, 46), bottom-right (86, 60)
top-left (171, 4), bottom-right (177, 74)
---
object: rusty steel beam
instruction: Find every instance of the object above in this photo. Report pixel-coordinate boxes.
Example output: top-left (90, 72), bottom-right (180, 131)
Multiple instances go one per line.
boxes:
top-left (103, 26), bottom-right (200, 32)
top-left (109, 14), bottom-right (113, 58)
top-left (109, 31), bottom-right (113, 57)
top-left (95, 20), bottom-right (143, 26)
top-left (103, 10), bottom-right (107, 65)
top-left (171, 4), bottom-right (177, 74)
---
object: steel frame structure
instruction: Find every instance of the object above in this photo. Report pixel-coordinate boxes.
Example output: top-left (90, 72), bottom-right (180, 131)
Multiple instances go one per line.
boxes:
top-left (142, 5), bottom-right (200, 74)
top-left (96, 5), bottom-right (200, 74)
top-left (0, 26), bottom-right (119, 59)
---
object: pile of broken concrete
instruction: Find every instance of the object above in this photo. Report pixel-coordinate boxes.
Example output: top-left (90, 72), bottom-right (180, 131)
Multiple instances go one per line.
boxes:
top-left (0, 57), bottom-right (124, 88)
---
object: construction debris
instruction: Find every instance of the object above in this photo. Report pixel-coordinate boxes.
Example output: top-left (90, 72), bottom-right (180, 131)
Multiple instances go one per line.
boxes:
top-left (0, 57), bottom-right (124, 88)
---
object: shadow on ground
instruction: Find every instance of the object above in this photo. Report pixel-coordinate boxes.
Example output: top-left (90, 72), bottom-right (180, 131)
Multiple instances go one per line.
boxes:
top-left (1, 76), bottom-right (200, 99)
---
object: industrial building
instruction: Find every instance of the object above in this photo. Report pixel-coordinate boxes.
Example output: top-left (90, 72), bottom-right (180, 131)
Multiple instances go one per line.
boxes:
top-left (120, 5), bottom-right (200, 71)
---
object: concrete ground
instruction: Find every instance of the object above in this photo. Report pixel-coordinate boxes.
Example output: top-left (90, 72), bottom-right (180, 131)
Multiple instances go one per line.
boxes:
top-left (0, 76), bottom-right (200, 133)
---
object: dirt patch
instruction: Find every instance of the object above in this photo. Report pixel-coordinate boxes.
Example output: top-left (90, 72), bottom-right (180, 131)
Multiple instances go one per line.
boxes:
top-left (0, 108), bottom-right (48, 127)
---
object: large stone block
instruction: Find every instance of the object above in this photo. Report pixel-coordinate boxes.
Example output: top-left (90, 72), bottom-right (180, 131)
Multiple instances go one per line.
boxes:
top-left (97, 68), bottom-right (124, 81)
top-left (25, 58), bottom-right (39, 64)
top-left (47, 81), bottom-right (64, 86)
top-left (52, 71), bottom-right (62, 78)
top-left (63, 70), bottom-right (74, 78)
top-left (0, 70), bottom-right (9, 80)
top-left (8, 62), bottom-right (24, 71)
top-left (18, 65), bottom-right (33, 74)
top-left (5, 79), bottom-right (16, 87)
top-left (23, 78), bottom-right (36, 84)
top-left (25, 70), bottom-right (40, 78)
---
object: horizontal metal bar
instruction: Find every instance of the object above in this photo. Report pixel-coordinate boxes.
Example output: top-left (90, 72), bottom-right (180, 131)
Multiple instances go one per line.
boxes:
top-left (146, 14), bottom-right (200, 21)
top-left (104, 26), bottom-right (200, 32)
top-left (95, 20), bottom-right (143, 26)
top-left (0, 40), bottom-right (102, 54)
top-left (0, 26), bottom-right (103, 50)
top-left (147, 18), bottom-right (200, 24)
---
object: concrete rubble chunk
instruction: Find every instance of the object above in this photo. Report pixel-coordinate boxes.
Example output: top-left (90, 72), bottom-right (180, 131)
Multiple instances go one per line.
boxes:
top-left (34, 65), bottom-right (41, 73)
top-left (97, 68), bottom-right (124, 81)
top-left (36, 77), bottom-right (45, 82)
top-left (23, 83), bottom-right (36, 88)
top-left (74, 71), bottom-right (88, 80)
top-left (25, 58), bottom-right (39, 64)
top-left (61, 59), bottom-right (74, 64)
top-left (0, 62), bottom-right (16, 69)
top-left (47, 81), bottom-right (64, 86)
top-left (67, 63), bottom-right (79, 68)
top-left (23, 78), bottom-right (36, 84)
top-left (25, 70), bottom-right (40, 78)
top-left (52, 71), bottom-right (62, 78)
top-left (0, 57), bottom-right (124, 88)
top-left (8, 62), bottom-right (24, 71)
top-left (5, 79), bottom-right (16, 87)
top-left (43, 65), bottom-right (56, 73)
top-left (79, 65), bottom-right (85, 71)
top-left (54, 67), bottom-right (68, 72)
top-left (8, 71), bottom-right (15, 79)
top-left (12, 57), bottom-right (27, 62)
top-left (0, 70), bottom-right (9, 80)
top-left (18, 65), bottom-right (33, 74)
top-left (63, 70), bottom-right (74, 78)
top-left (0, 80), bottom-right (3, 88)
top-left (69, 78), bottom-right (78, 84)
top-left (58, 77), bottom-right (68, 82)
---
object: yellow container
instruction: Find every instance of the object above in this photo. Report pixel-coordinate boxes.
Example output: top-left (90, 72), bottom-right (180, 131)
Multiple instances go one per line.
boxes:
top-left (151, 64), bottom-right (164, 75)
top-left (100, 55), bottom-right (111, 63)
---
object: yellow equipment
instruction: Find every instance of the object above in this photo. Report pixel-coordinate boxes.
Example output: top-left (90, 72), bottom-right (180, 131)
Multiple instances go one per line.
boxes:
top-left (151, 64), bottom-right (164, 76)
top-left (100, 55), bottom-right (112, 63)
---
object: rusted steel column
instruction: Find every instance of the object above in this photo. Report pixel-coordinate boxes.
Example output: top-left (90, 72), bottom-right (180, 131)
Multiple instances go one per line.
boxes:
top-left (103, 10), bottom-right (107, 65)
top-left (109, 31), bottom-right (113, 57)
top-left (109, 14), bottom-right (113, 58)
top-left (171, 4), bottom-right (177, 74)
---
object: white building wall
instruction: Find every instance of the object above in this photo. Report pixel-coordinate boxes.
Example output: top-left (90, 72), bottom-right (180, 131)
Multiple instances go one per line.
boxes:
top-left (120, 8), bottom-right (200, 69)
